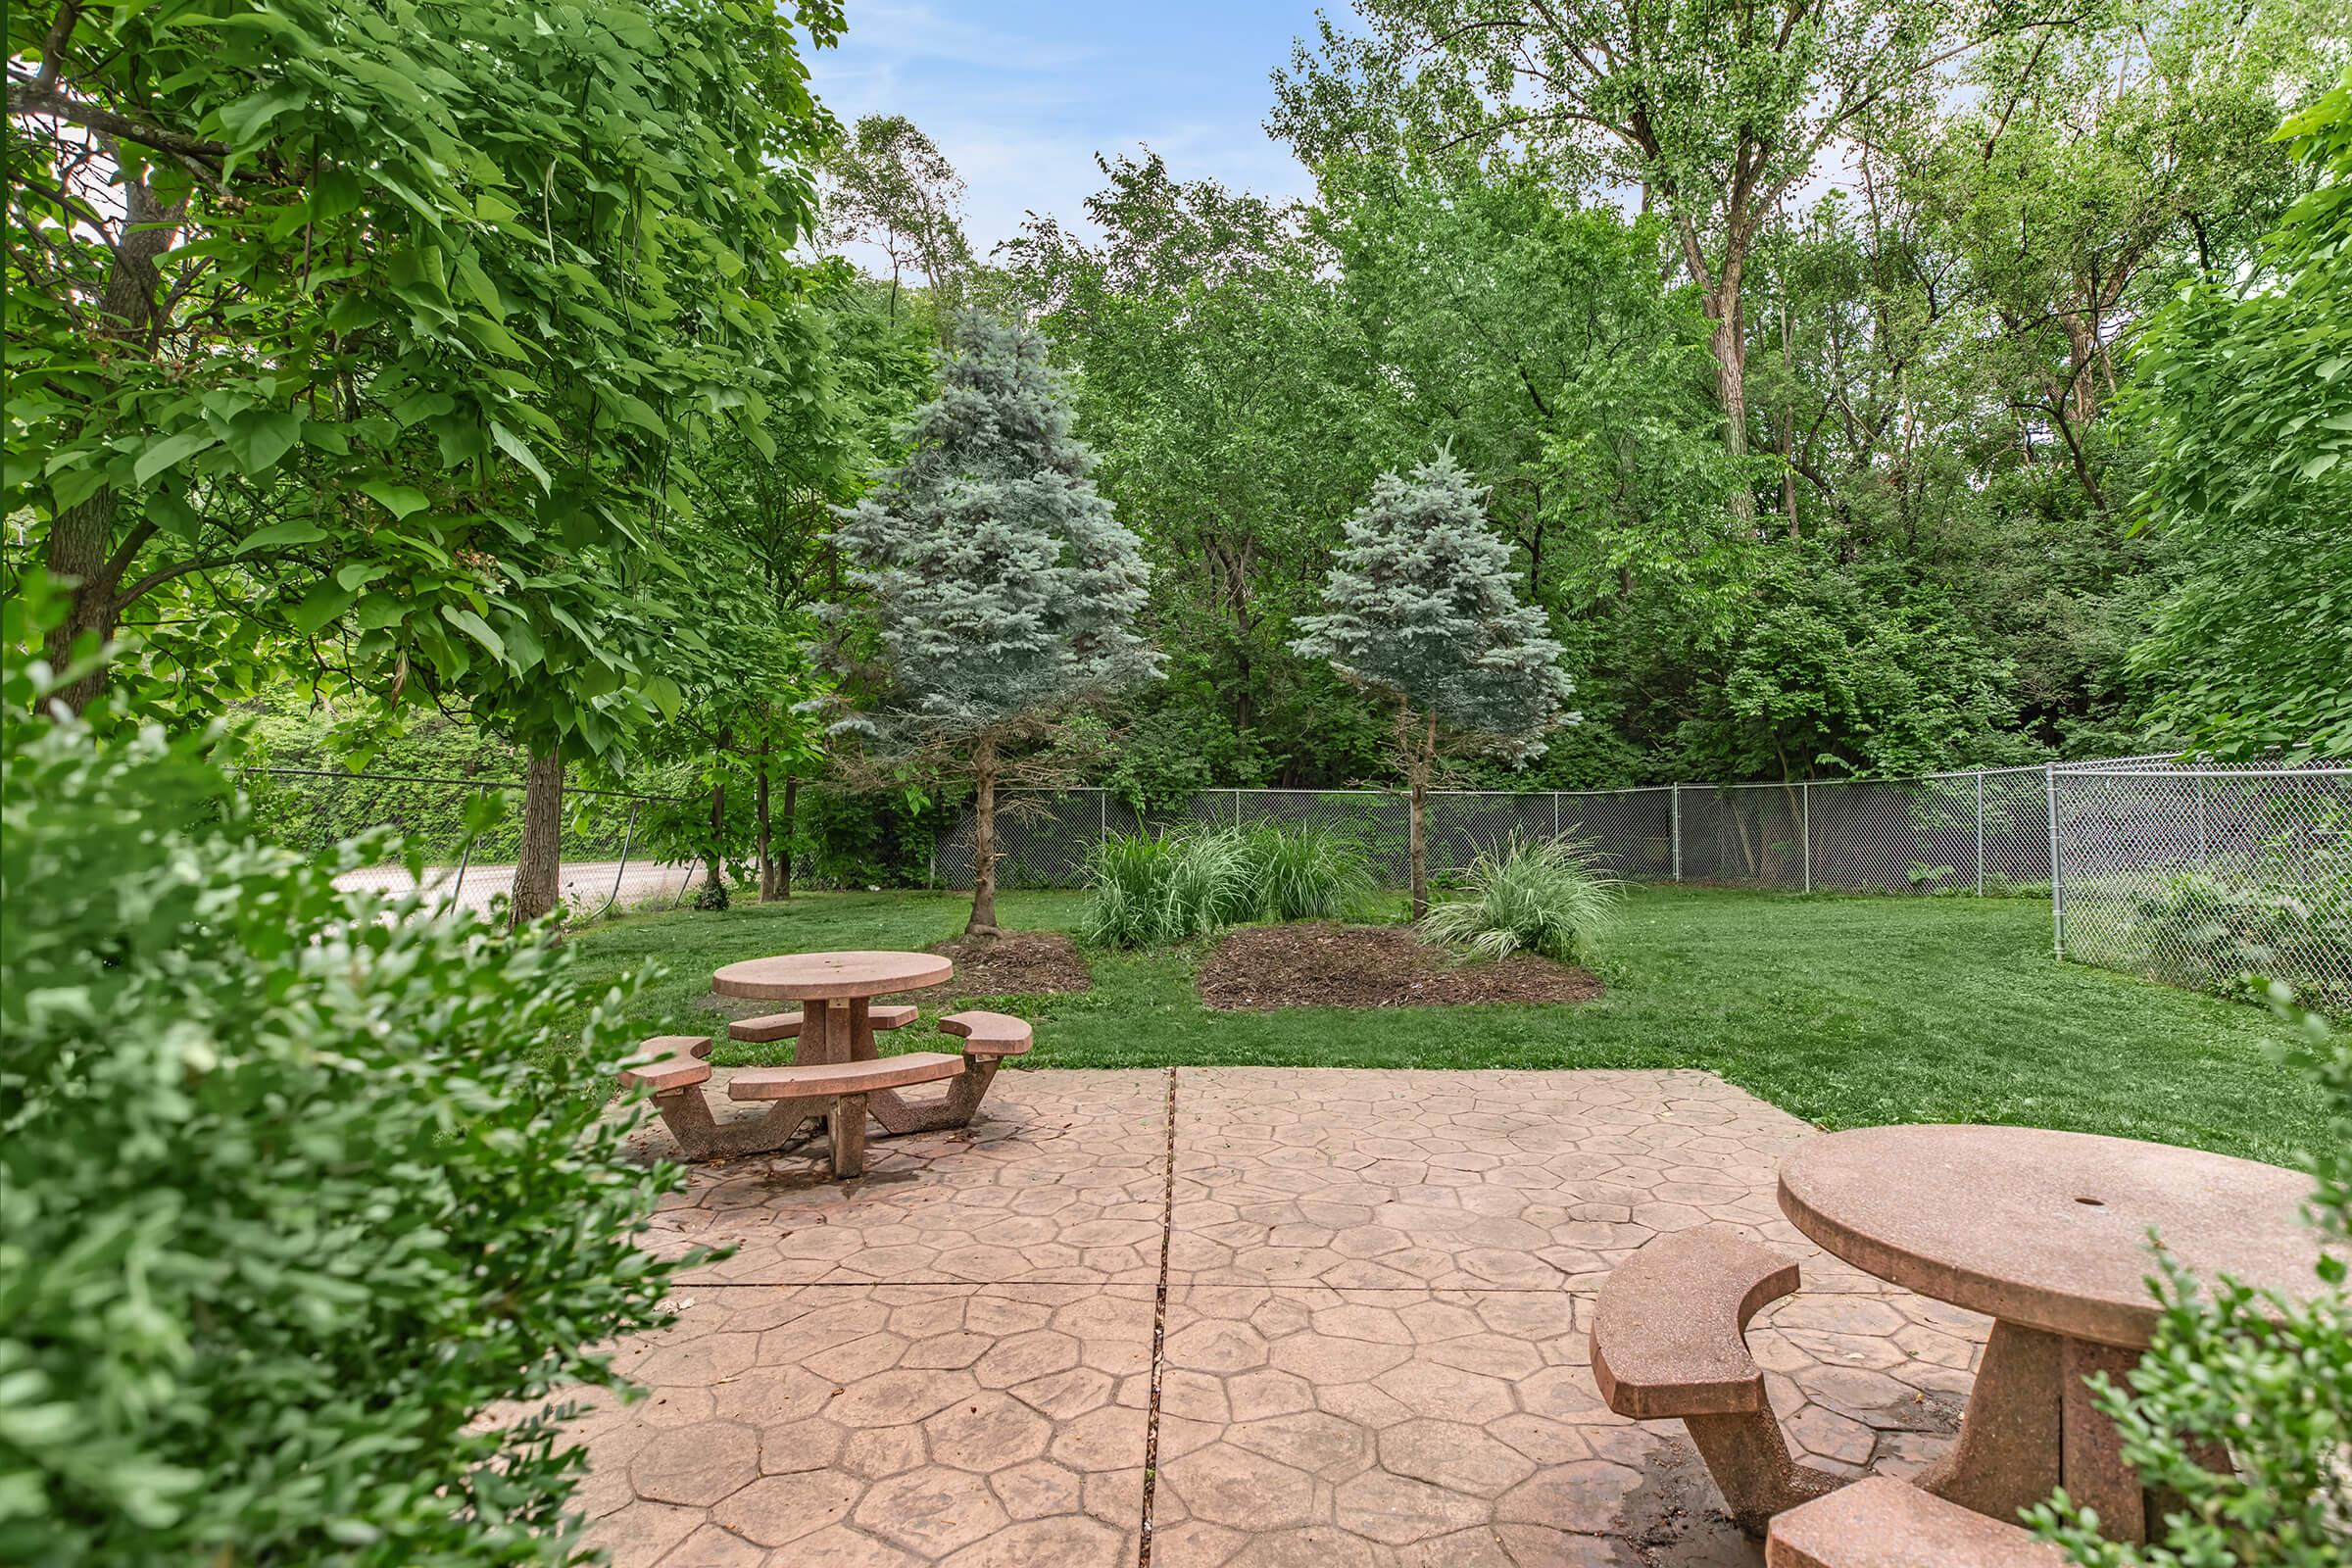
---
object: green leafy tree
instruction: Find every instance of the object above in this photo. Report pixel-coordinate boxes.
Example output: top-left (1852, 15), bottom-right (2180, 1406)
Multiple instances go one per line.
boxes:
top-left (0, 586), bottom-right (685, 1564)
top-left (6, 0), bottom-right (842, 916)
top-left (2126, 74), bottom-right (2352, 759)
top-left (824, 114), bottom-right (975, 337)
top-left (1293, 454), bottom-right (1577, 915)
top-left (1272, 0), bottom-right (2062, 483)
top-left (832, 315), bottom-right (1160, 934)
top-left (1003, 152), bottom-right (1380, 783)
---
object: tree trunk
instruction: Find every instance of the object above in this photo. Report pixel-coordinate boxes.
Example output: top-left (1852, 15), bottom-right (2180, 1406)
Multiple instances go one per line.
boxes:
top-left (754, 747), bottom-right (794, 901)
top-left (703, 777), bottom-right (726, 895)
top-left (755, 758), bottom-right (774, 898)
top-left (510, 742), bottom-right (564, 928)
top-left (1705, 250), bottom-right (1756, 526)
top-left (775, 776), bottom-right (798, 901)
top-left (43, 176), bottom-right (184, 712)
top-left (1711, 302), bottom-right (1748, 461)
top-left (967, 733), bottom-right (1001, 937)
top-left (1779, 294), bottom-right (1800, 539)
top-left (1407, 709), bottom-right (1436, 921)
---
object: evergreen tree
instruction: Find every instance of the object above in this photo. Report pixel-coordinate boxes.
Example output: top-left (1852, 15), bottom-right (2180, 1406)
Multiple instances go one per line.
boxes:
top-left (835, 316), bottom-right (1159, 933)
top-left (1293, 455), bottom-right (1578, 916)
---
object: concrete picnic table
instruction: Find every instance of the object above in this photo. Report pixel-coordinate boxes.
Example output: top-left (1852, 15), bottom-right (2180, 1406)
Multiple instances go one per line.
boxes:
top-left (712, 949), bottom-right (953, 1060)
top-left (710, 949), bottom-right (986, 1137)
top-left (1778, 1123), bottom-right (2325, 1542)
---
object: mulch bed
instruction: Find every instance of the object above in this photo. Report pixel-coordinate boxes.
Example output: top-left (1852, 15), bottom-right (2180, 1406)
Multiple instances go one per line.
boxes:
top-left (928, 929), bottom-right (1093, 998)
top-left (1197, 921), bottom-right (1601, 1011)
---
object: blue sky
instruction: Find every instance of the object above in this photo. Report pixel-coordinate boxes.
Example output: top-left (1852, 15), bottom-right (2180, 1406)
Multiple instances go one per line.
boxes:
top-left (806, 0), bottom-right (1330, 265)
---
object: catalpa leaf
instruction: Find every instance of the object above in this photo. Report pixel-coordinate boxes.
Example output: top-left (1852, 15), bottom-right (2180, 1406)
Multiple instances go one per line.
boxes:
top-left (132, 430), bottom-right (220, 487)
top-left (442, 606), bottom-right (506, 662)
top-left (359, 482), bottom-right (432, 520)
top-left (489, 421), bottom-right (552, 491)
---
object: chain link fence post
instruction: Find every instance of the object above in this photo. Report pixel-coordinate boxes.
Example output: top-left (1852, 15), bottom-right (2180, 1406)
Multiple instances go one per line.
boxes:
top-left (1800, 781), bottom-right (1812, 895)
top-left (1975, 770), bottom-right (1985, 897)
top-left (2046, 762), bottom-right (2064, 959)
top-left (1670, 783), bottom-right (1682, 882)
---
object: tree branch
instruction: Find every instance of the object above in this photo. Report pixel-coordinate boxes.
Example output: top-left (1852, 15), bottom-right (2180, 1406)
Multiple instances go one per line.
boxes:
top-left (7, 81), bottom-right (229, 162)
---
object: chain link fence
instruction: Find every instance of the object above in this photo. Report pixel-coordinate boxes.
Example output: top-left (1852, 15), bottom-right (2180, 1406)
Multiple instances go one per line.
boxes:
top-left (943, 760), bottom-right (2351, 1011)
top-left (243, 767), bottom-right (706, 920)
top-left (2051, 758), bottom-right (2351, 1013)
top-left (939, 768), bottom-right (2059, 898)
top-left (239, 756), bottom-right (2351, 1010)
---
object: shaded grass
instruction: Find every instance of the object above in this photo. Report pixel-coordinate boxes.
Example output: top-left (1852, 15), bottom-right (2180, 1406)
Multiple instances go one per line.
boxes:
top-left (559, 885), bottom-right (2323, 1165)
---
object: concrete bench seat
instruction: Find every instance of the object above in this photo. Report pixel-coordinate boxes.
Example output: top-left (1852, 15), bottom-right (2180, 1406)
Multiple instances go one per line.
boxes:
top-left (938, 1009), bottom-right (1033, 1058)
top-left (729, 1003), bottom-right (917, 1044)
top-left (725, 1053), bottom-right (965, 1178)
top-left (1767, 1477), bottom-right (2065, 1568)
top-left (725, 1053), bottom-right (965, 1102)
top-left (1592, 1228), bottom-right (1838, 1535)
top-left (618, 1035), bottom-right (714, 1093)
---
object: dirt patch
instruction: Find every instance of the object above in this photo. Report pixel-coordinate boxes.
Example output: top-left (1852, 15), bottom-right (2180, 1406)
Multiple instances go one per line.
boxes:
top-left (929, 928), bottom-right (1093, 998)
top-left (1197, 922), bottom-right (1600, 1011)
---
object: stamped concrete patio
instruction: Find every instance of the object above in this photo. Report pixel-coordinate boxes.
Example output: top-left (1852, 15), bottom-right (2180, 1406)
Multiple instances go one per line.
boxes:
top-left (568, 1068), bottom-right (1990, 1567)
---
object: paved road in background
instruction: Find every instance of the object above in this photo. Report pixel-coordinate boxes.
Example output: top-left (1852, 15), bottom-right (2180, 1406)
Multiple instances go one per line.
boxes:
top-left (332, 858), bottom-right (703, 917)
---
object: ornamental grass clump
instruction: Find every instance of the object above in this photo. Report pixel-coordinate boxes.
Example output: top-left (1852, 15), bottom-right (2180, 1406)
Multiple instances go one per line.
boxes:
top-left (1079, 822), bottom-right (1372, 948)
top-left (0, 627), bottom-right (686, 1566)
top-left (1236, 821), bottom-right (1376, 922)
top-left (1418, 833), bottom-right (1621, 964)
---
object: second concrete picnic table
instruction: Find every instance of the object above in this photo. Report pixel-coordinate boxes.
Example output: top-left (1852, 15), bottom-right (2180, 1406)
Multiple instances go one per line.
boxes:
top-left (1778, 1123), bottom-right (2323, 1542)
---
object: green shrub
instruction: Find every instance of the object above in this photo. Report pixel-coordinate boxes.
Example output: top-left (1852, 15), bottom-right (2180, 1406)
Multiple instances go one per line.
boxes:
top-left (2111, 863), bottom-right (2352, 1016)
top-left (1418, 833), bottom-right (1622, 964)
top-left (1078, 822), bottom-right (1372, 948)
top-left (0, 636), bottom-right (685, 1564)
top-left (2032, 985), bottom-right (2349, 1566)
top-left (1236, 821), bottom-right (1375, 922)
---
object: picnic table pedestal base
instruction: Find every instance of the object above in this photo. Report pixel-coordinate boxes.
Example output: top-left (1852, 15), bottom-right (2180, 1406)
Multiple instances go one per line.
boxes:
top-left (639, 1088), bottom-right (822, 1163)
top-left (1916, 1322), bottom-right (2145, 1542)
top-left (790, 997), bottom-right (1001, 1135)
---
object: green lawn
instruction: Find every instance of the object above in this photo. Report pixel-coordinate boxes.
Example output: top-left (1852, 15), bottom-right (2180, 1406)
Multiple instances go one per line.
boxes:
top-left (561, 885), bottom-right (2323, 1166)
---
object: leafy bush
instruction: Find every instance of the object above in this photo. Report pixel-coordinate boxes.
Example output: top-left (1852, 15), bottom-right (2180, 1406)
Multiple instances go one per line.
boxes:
top-left (1418, 833), bottom-right (1622, 963)
top-left (1079, 822), bottom-right (1372, 948)
top-left (2112, 858), bottom-right (2352, 1016)
top-left (2032, 985), bottom-right (2349, 1566)
top-left (0, 632), bottom-right (684, 1564)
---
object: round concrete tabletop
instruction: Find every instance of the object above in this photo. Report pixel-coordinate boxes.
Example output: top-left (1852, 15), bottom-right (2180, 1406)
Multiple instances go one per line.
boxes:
top-left (1778, 1124), bottom-right (2325, 1348)
top-left (710, 950), bottom-right (954, 1002)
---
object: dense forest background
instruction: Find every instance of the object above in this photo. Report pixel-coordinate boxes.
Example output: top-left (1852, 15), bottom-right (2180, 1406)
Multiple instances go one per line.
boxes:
top-left (11, 0), bottom-right (2349, 894)
top-left (966, 0), bottom-right (2345, 794)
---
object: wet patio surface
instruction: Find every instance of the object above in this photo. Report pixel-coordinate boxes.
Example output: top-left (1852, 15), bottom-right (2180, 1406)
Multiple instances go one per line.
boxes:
top-left (566, 1069), bottom-right (1988, 1567)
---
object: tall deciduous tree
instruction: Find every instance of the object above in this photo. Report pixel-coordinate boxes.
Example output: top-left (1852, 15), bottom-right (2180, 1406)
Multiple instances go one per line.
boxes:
top-left (1003, 153), bottom-right (1373, 779)
top-left (833, 316), bottom-right (1160, 934)
top-left (824, 114), bottom-right (975, 337)
top-left (1293, 455), bottom-right (1577, 916)
top-left (1271, 0), bottom-right (2060, 484)
top-left (2127, 74), bottom-right (2352, 759)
